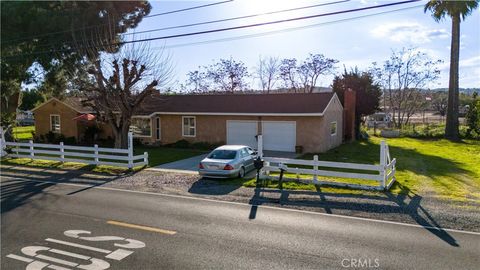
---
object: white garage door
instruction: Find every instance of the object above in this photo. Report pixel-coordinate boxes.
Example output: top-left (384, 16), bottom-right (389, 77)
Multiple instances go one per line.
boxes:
top-left (226, 121), bottom-right (258, 148)
top-left (262, 121), bottom-right (296, 152)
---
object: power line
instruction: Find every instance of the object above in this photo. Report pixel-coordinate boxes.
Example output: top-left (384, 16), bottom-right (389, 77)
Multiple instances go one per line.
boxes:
top-left (16, 0), bottom-right (350, 52)
top-left (120, 0), bottom-right (421, 44)
top-left (1, 0), bottom-right (234, 44)
top-left (161, 5), bottom-right (424, 50)
top-left (124, 0), bottom-right (350, 37)
top-left (2, 0), bottom-right (421, 59)
top-left (144, 0), bottom-right (233, 18)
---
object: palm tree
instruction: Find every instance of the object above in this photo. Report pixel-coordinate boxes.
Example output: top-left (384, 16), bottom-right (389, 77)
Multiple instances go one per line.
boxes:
top-left (424, 0), bottom-right (479, 140)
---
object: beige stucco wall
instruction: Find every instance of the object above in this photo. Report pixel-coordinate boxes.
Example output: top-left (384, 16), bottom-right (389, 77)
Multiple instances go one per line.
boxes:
top-left (33, 100), bottom-right (80, 139)
top-left (139, 109), bottom-right (343, 153)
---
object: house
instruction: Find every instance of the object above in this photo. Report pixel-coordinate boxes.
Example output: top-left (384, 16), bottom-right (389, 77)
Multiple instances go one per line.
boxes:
top-left (32, 92), bottom-right (355, 153)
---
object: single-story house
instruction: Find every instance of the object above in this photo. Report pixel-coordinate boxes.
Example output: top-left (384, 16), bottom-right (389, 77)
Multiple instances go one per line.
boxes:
top-left (32, 92), bottom-right (355, 153)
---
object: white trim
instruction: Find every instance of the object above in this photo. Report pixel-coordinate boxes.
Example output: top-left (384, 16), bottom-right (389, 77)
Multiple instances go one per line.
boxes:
top-left (330, 121), bottom-right (337, 136)
top-left (322, 92), bottom-right (343, 114)
top-left (155, 117), bottom-right (161, 141)
top-left (32, 97), bottom-right (92, 114)
top-left (182, 116), bottom-right (196, 137)
top-left (130, 117), bottom-right (152, 138)
top-left (49, 114), bottom-right (61, 133)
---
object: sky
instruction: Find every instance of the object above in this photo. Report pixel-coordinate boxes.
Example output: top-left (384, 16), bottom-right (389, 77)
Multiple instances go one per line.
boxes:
top-left (123, 0), bottom-right (480, 90)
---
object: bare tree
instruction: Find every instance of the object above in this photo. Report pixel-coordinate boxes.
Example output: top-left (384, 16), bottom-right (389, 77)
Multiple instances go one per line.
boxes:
top-left (298, 54), bottom-right (338, 93)
top-left (206, 58), bottom-right (249, 92)
top-left (279, 58), bottom-right (299, 92)
top-left (431, 91), bottom-right (448, 116)
top-left (186, 69), bottom-right (210, 93)
top-left (72, 22), bottom-right (173, 148)
top-left (256, 56), bottom-right (280, 93)
top-left (85, 43), bottom-right (172, 148)
top-left (371, 48), bottom-right (442, 127)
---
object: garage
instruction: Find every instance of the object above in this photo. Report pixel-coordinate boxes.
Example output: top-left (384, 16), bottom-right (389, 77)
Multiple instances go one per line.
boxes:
top-left (262, 121), bottom-right (296, 152)
top-left (226, 121), bottom-right (258, 148)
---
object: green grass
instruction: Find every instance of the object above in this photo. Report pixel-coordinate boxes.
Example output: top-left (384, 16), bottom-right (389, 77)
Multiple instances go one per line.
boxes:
top-left (12, 126), bottom-right (35, 140)
top-left (223, 137), bottom-right (480, 202)
top-left (134, 146), bottom-right (207, 167)
top-left (0, 158), bottom-right (144, 175)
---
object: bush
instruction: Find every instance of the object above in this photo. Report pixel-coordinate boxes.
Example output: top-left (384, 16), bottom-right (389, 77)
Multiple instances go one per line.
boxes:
top-left (168, 139), bottom-right (191, 148)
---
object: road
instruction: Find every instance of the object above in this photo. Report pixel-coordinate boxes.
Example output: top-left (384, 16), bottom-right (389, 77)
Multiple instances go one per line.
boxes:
top-left (1, 175), bottom-right (479, 270)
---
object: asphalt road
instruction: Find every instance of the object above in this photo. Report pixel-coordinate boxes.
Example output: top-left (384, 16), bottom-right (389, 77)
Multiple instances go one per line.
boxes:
top-left (1, 175), bottom-right (479, 270)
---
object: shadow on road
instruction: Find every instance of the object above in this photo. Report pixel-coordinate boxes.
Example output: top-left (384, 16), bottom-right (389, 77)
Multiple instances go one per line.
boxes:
top-left (0, 166), bottom-right (128, 214)
top-left (248, 181), bottom-right (459, 247)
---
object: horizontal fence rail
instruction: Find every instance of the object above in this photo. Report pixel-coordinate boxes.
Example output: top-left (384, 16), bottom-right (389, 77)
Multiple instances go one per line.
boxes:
top-left (1, 132), bottom-right (148, 169)
top-left (257, 136), bottom-right (396, 191)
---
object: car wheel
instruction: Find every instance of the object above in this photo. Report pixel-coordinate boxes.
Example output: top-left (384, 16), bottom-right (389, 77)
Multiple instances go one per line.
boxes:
top-left (238, 167), bottom-right (246, 178)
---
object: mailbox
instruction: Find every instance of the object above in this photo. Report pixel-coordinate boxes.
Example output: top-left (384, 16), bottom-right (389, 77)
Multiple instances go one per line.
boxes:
top-left (254, 156), bottom-right (264, 171)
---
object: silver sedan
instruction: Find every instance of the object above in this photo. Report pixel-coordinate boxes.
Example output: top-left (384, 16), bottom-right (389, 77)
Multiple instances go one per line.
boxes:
top-left (198, 145), bottom-right (257, 178)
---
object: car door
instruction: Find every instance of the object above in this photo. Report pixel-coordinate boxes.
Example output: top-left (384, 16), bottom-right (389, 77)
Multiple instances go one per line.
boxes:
top-left (242, 148), bottom-right (254, 171)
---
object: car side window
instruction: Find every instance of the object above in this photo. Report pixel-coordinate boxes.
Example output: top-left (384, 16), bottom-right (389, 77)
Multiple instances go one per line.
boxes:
top-left (241, 148), bottom-right (249, 158)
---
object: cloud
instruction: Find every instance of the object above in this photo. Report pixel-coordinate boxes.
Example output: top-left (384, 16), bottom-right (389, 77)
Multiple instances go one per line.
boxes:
top-left (460, 55), bottom-right (480, 68)
top-left (371, 22), bottom-right (449, 44)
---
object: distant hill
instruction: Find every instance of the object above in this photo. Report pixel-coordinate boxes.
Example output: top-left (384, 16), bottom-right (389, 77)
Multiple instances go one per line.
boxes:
top-left (431, 88), bottom-right (479, 95)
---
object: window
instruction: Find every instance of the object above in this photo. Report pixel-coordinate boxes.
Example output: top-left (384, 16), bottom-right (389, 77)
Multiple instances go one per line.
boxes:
top-left (130, 117), bottom-right (152, 137)
top-left (50, 115), bottom-right (60, 133)
top-left (208, 150), bottom-right (237, 160)
top-left (182, 116), bottom-right (196, 137)
top-left (155, 117), bottom-right (161, 140)
top-left (330, 121), bottom-right (337, 136)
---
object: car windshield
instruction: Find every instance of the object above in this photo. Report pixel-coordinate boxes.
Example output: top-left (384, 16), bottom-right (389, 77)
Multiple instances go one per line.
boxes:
top-left (208, 150), bottom-right (237, 160)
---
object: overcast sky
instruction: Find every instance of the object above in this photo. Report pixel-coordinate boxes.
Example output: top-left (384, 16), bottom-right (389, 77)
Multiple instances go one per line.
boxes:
top-left (124, 0), bottom-right (480, 90)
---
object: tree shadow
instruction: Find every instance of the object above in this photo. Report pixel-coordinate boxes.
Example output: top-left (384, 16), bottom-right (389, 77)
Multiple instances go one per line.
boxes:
top-left (0, 166), bottom-right (127, 214)
top-left (248, 181), bottom-right (459, 247)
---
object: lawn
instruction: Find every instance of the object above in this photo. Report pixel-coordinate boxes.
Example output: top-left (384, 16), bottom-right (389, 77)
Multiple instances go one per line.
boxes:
top-left (12, 126), bottom-right (35, 140)
top-left (232, 136), bottom-right (480, 203)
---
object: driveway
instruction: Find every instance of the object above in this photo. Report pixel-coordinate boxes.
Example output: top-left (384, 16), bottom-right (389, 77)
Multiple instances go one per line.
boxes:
top-left (153, 154), bottom-right (208, 172)
top-left (151, 150), bottom-right (298, 173)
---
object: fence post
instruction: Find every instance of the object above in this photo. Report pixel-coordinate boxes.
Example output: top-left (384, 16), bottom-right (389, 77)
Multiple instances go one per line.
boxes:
top-left (94, 144), bottom-right (99, 165)
top-left (128, 132), bottom-right (133, 169)
top-left (257, 134), bottom-right (263, 158)
top-left (29, 140), bottom-right (34, 159)
top-left (0, 126), bottom-right (6, 157)
top-left (380, 140), bottom-right (386, 189)
top-left (143, 151), bottom-right (148, 166)
top-left (60, 142), bottom-right (65, 163)
top-left (313, 155), bottom-right (318, 184)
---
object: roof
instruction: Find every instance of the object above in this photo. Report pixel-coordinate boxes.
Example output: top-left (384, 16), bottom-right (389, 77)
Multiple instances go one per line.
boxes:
top-left (33, 92), bottom-right (339, 116)
top-left (135, 92), bottom-right (337, 116)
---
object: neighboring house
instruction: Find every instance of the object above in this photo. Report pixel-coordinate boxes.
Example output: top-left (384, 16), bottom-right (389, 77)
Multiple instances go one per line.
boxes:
top-left (365, 112), bottom-right (392, 128)
top-left (32, 92), bottom-right (354, 153)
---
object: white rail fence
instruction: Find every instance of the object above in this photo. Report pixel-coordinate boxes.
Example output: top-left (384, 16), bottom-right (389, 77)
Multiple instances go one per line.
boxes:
top-left (257, 136), bottom-right (396, 191)
top-left (0, 131), bottom-right (148, 169)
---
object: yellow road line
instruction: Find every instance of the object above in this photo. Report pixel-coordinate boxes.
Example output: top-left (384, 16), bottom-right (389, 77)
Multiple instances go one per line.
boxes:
top-left (107, 220), bottom-right (177, 235)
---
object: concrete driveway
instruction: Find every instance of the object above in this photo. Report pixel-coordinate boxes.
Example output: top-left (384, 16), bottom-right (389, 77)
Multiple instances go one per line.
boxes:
top-left (150, 151), bottom-right (297, 174)
top-left (153, 154), bottom-right (208, 172)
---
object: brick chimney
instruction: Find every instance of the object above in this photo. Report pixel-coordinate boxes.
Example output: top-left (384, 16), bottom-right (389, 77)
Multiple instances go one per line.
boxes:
top-left (343, 88), bottom-right (356, 142)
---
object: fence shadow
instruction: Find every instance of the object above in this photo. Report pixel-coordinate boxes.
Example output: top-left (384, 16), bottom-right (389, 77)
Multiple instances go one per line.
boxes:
top-left (0, 166), bottom-right (126, 214)
top-left (248, 182), bottom-right (459, 247)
